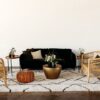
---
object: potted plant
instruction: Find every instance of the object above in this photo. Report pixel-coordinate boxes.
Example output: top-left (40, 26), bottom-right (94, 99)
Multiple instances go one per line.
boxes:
top-left (43, 54), bottom-right (62, 79)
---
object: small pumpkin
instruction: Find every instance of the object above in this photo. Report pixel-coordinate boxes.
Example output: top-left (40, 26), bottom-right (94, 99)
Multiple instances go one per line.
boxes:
top-left (17, 69), bottom-right (34, 83)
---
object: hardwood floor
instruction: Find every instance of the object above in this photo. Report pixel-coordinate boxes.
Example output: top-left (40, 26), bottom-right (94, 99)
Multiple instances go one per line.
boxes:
top-left (0, 92), bottom-right (100, 100)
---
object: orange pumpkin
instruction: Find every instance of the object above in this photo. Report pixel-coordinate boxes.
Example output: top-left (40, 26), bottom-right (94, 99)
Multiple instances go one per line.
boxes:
top-left (17, 70), bottom-right (34, 83)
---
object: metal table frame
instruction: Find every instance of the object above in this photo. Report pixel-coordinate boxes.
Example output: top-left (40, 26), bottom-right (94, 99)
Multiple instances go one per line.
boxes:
top-left (6, 55), bottom-right (20, 75)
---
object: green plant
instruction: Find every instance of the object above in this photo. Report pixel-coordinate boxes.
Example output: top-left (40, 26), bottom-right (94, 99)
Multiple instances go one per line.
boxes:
top-left (44, 54), bottom-right (58, 67)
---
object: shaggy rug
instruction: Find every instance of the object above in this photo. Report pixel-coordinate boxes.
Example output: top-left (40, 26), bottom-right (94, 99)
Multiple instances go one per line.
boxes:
top-left (0, 69), bottom-right (100, 93)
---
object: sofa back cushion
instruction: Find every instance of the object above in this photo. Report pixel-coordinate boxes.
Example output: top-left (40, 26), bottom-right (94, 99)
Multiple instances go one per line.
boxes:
top-left (25, 48), bottom-right (72, 60)
top-left (48, 49), bottom-right (72, 59)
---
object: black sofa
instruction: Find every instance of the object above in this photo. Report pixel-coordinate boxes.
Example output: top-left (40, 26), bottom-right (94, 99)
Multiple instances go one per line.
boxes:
top-left (19, 48), bottom-right (76, 70)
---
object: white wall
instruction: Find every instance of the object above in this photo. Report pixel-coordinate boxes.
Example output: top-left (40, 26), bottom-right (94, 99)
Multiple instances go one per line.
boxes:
top-left (0, 0), bottom-right (100, 65)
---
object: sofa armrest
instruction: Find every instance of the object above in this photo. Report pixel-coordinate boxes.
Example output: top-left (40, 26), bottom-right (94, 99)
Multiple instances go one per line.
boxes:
top-left (19, 53), bottom-right (33, 69)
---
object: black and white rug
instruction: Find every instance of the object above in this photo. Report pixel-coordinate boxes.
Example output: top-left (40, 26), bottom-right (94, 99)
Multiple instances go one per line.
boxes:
top-left (0, 69), bottom-right (100, 93)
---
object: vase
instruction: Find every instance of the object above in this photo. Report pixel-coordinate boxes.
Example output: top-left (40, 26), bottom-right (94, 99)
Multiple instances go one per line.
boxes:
top-left (43, 64), bottom-right (62, 79)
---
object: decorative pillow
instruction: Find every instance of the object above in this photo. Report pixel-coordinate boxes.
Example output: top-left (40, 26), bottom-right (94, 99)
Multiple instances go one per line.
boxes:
top-left (31, 50), bottom-right (43, 59)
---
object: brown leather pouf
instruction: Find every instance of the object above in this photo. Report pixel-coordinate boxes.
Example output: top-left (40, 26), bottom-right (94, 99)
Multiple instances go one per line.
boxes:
top-left (17, 69), bottom-right (34, 83)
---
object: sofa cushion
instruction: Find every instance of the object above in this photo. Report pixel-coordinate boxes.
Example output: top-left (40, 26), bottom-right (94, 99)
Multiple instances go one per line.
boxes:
top-left (31, 50), bottom-right (43, 59)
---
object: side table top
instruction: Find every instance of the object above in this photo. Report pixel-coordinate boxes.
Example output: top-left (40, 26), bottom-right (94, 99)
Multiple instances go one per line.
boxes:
top-left (6, 55), bottom-right (20, 59)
